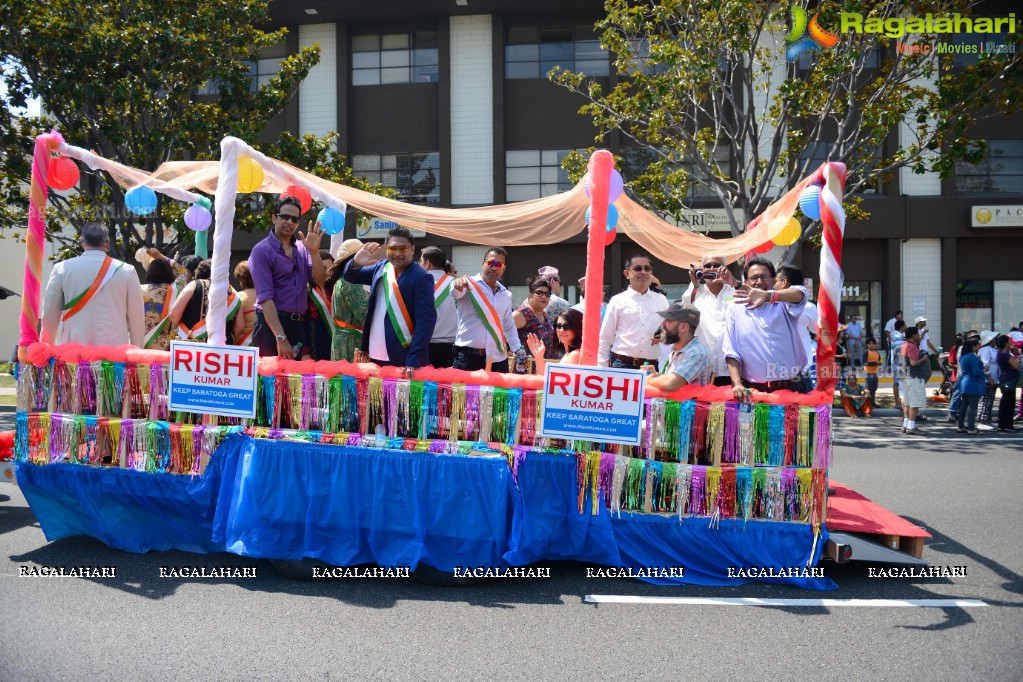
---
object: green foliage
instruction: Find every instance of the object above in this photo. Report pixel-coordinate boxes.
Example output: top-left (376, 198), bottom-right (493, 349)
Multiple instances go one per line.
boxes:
top-left (0, 0), bottom-right (387, 260)
top-left (554, 0), bottom-right (1023, 246)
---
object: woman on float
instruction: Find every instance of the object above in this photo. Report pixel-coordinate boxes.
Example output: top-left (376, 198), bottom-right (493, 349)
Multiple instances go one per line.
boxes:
top-left (526, 308), bottom-right (583, 374)
top-left (513, 276), bottom-right (557, 372)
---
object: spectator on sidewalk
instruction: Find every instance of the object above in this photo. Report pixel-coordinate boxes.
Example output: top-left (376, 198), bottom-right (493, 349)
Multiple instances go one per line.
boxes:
top-left (977, 330), bottom-right (999, 430)
top-left (956, 338), bottom-right (986, 435)
top-left (846, 315), bottom-right (864, 370)
top-left (891, 320), bottom-right (907, 411)
top-left (884, 310), bottom-right (903, 363)
top-left (996, 334), bottom-right (1020, 432)
top-left (900, 326), bottom-right (930, 435)
top-left (840, 375), bottom-right (873, 418)
top-left (863, 337), bottom-right (881, 405)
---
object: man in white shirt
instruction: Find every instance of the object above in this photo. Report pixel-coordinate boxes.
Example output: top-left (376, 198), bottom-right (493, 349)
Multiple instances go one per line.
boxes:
top-left (682, 253), bottom-right (738, 386)
top-left (451, 247), bottom-right (520, 373)
top-left (915, 316), bottom-right (939, 356)
top-left (884, 310), bottom-right (903, 363)
top-left (419, 246), bottom-right (457, 368)
top-left (722, 257), bottom-right (809, 400)
top-left (598, 253), bottom-right (668, 370)
top-left (777, 265), bottom-right (818, 389)
top-left (41, 222), bottom-right (145, 347)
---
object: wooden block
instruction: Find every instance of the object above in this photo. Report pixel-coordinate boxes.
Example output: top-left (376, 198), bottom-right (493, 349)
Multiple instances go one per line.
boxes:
top-left (900, 535), bottom-right (926, 559)
top-left (876, 534), bottom-right (900, 551)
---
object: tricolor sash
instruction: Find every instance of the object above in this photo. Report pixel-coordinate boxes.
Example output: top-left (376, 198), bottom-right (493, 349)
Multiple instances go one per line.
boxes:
top-left (433, 274), bottom-right (454, 309)
top-left (382, 263), bottom-right (414, 347)
top-left (142, 284), bottom-right (177, 349)
top-left (465, 278), bottom-right (509, 353)
top-left (62, 256), bottom-right (122, 321)
top-left (177, 287), bottom-right (240, 340)
top-left (332, 319), bottom-right (363, 337)
top-left (309, 285), bottom-right (335, 337)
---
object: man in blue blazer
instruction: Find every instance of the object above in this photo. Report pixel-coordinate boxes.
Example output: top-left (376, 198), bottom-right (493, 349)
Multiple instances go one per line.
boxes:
top-left (343, 226), bottom-right (436, 368)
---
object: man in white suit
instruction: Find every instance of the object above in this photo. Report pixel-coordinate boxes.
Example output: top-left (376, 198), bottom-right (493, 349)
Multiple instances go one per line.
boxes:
top-left (41, 222), bottom-right (145, 346)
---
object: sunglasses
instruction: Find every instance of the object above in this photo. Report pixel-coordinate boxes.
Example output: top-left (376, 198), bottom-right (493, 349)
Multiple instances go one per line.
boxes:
top-left (555, 323), bottom-right (570, 330)
top-left (630, 265), bottom-right (653, 272)
top-left (485, 259), bottom-right (506, 270)
top-left (386, 245), bottom-right (411, 254)
top-left (703, 262), bottom-right (723, 269)
top-left (532, 290), bottom-right (551, 298)
top-left (277, 214), bottom-right (301, 224)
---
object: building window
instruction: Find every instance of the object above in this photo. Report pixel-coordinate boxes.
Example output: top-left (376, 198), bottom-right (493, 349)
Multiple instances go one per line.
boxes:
top-left (505, 26), bottom-right (609, 79)
top-left (955, 140), bottom-right (1023, 194)
top-left (352, 152), bottom-right (440, 204)
top-left (352, 32), bottom-right (439, 86)
top-left (957, 280), bottom-right (1023, 331)
top-left (199, 43), bottom-right (284, 95)
top-left (619, 146), bottom-right (731, 200)
top-left (505, 149), bottom-right (578, 201)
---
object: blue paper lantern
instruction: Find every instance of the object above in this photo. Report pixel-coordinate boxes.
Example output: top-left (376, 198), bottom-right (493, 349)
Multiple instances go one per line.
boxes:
top-left (586, 204), bottom-right (619, 230)
top-left (799, 185), bottom-right (822, 220)
top-left (318, 207), bottom-right (345, 235)
top-left (125, 186), bottom-right (158, 216)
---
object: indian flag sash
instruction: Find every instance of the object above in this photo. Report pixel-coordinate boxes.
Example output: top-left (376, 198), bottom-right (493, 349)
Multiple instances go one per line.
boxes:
top-left (62, 256), bottom-right (122, 321)
top-left (177, 287), bottom-right (240, 340)
top-left (433, 273), bottom-right (454, 309)
top-left (382, 262), bottom-right (414, 348)
top-left (142, 284), bottom-right (177, 349)
top-left (465, 278), bottom-right (509, 353)
top-left (309, 285), bottom-right (335, 338)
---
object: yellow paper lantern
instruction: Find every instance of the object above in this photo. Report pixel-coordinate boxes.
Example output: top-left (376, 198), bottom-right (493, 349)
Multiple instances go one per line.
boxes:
top-left (773, 217), bottom-right (802, 246)
top-left (236, 157), bottom-right (264, 194)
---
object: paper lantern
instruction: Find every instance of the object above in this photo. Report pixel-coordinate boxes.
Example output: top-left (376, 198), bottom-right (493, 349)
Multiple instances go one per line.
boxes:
top-left (47, 157), bottom-right (80, 190)
top-left (125, 186), bottom-right (158, 216)
top-left (773, 217), bottom-right (802, 246)
top-left (753, 240), bottom-right (774, 254)
top-left (604, 228), bottom-right (617, 247)
top-left (799, 184), bottom-right (822, 220)
top-left (282, 185), bottom-right (312, 213)
top-left (585, 204), bottom-right (619, 230)
top-left (236, 157), bottom-right (264, 194)
top-left (318, 207), bottom-right (345, 235)
top-left (584, 170), bottom-right (625, 203)
top-left (184, 205), bottom-right (212, 232)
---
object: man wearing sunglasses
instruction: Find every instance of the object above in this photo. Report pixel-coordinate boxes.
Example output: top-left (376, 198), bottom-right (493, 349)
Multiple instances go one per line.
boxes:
top-left (683, 253), bottom-right (739, 387)
top-left (248, 196), bottom-right (327, 358)
top-left (598, 253), bottom-right (668, 370)
top-left (451, 247), bottom-right (521, 372)
top-left (344, 226), bottom-right (436, 369)
top-left (722, 257), bottom-right (810, 401)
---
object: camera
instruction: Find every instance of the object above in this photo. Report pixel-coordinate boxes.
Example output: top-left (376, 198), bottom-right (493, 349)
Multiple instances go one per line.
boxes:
top-left (696, 270), bottom-right (718, 281)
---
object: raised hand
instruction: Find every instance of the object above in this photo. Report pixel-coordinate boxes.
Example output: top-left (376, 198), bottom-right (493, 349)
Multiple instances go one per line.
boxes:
top-left (299, 220), bottom-right (324, 253)
top-left (526, 332), bottom-right (545, 359)
top-left (453, 276), bottom-right (471, 292)
top-left (353, 242), bottom-right (383, 267)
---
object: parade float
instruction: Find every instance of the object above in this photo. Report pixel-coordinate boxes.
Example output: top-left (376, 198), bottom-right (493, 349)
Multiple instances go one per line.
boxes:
top-left (8, 132), bottom-right (928, 589)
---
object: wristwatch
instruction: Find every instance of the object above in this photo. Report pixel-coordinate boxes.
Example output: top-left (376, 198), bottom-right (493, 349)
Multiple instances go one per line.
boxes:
top-left (275, 333), bottom-right (287, 343)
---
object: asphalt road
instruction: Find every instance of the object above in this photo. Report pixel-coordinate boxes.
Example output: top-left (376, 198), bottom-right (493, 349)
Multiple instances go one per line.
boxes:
top-left (1, 410), bottom-right (1021, 681)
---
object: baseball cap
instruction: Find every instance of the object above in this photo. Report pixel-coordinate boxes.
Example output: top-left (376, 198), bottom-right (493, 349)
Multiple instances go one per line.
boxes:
top-left (915, 316), bottom-right (927, 323)
top-left (657, 302), bottom-right (700, 327)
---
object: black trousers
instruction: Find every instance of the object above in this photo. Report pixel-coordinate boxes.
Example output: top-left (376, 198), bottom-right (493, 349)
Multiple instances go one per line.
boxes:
top-left (252, 311), bottom-right (306, 358)
top-left (429, 342), bottom-right (456, 369)
top-left (452, 346), bottom-right (509, 373)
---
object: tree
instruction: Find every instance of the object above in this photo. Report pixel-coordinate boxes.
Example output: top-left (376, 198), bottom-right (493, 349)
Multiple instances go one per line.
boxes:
top-left (553, 0), bottom-right (1023, 244)
top-left (0, 0), bottom-right (387, 262)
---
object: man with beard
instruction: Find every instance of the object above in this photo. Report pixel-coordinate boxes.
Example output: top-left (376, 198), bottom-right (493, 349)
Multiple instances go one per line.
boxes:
top-left (722, 257), bottom-right (809, 401)
top-left (645, 301), bottom-right (712, 391)
top-left (344, 226), bottom-right (436, 368)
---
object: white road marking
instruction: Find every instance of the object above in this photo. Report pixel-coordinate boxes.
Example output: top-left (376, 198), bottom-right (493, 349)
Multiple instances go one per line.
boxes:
top-left (584, 595), bottom-right (988, 607)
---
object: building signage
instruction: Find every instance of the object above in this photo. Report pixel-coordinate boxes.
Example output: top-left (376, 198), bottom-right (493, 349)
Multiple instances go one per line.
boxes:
top-left (357, 216), bottom-right (426, 239)
top-left (539, 365), bottom-right (646, 446)
top-left (168, 341), bottom-right (259, 419)
top-left (971, 205), bottom-right (1023, 227)
top-left (672, 207), bottom-right (746, 234)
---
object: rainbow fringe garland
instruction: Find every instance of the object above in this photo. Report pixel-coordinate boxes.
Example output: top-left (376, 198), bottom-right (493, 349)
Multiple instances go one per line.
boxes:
top-left (14, 359), bottom-right (832, 525)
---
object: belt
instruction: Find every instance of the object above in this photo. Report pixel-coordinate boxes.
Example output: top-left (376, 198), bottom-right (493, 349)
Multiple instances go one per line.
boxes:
top-left (455, 346), bottom-right (487, 357)
top-left (280, 312), bottom-right (306, 322)
top-left (610, 351), bottom-right (656, 368)
top-left (746, 379), bottom-right (801, 392)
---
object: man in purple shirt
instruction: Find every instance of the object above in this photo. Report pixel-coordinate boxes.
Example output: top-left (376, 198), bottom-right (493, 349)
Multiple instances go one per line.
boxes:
top-left (722, 257), bottom-right (809, 400)
top-left (248, 196), bottom-right (326, 358)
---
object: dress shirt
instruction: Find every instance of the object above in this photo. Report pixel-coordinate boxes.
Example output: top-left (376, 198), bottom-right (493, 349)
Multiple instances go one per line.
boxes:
top-left (797, 301), bottom-right (819, 371)
top-left (721, 286), bottom-right (808, 383)
top-left (597, 286), bottom-right (669, 366)
top-left (662, 337), bottom-right (713, 386)
top-left (248, 230), bottom-right (313, 314)
top-left (846, 321), bottom-right (862, 340)
top-left (429, 270), bottom-right (458, 343)
top-left (682, 282), bottom-right (735, 378)
top-left (452, 274), bottom-right (521, 358)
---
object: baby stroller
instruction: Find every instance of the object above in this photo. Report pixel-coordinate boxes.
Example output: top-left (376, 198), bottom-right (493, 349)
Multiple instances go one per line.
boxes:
top-left (931, 352), bottom-right (953, 401)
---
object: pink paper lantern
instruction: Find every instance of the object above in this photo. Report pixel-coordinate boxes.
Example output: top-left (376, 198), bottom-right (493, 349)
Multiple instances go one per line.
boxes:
top-left (47, 156), bottom-right (80, 191)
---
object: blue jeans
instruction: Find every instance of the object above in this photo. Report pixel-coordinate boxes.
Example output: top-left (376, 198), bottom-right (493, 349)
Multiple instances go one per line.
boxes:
top-left (610, 357), bottom-right (658, 372)
top-left (948, 377), bottom-right (962, 416)
top-left (958, 394), bottom-right (980, 430)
